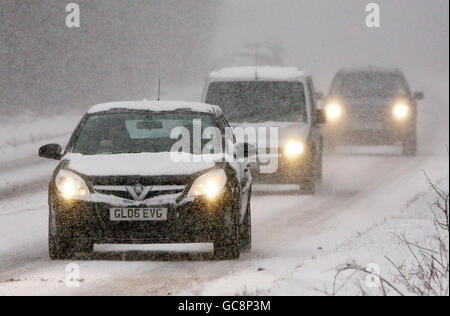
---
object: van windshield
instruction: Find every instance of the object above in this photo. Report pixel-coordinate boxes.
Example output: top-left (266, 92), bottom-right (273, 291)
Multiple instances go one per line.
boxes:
top-left (330, 72), bottom-right (409, 98)
top-left (205, 81), bottom-right (307, 123)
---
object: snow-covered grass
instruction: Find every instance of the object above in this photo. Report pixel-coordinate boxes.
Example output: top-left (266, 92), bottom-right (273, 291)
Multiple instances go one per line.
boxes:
top-left (268, 173), bottom-right (449, 296)
top-left (0, 114), bottom-right (81, 165)
top-left (332, 176), bottom-right (449, 296)
top-left (0, 114), bottom-right (81, 150)
top-left (0, 114), bottom-right (80, 192)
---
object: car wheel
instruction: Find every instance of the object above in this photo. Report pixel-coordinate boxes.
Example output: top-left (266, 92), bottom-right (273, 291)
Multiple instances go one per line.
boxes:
top-left (240, 193), bottom-right (252, 251)
top-left (299, 177), bottom-right (316, 195)
top-left (315, 152), bottom-right (323, 184)
top-left (299, 161), bottom-right (316, 195)
top-left (49, 235), bottom-right (73, 260)
top-left (402, 131), bottom-right (417, 156)
top-left (48, 210), bottom-right (74, 260)
top-left (214, 199), bottom-right (241, 260)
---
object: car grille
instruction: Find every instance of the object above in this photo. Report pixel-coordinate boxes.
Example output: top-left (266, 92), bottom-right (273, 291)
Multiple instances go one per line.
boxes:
top-left (344, 101), bottom-right (392, 122)
top-left (93, 185), bottom-right (186, 201)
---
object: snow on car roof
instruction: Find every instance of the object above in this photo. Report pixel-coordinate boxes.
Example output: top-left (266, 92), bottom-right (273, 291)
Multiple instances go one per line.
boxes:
top-left (338, 66), bottom-right (403, 74)
top-left (208, 66), bottom-right (308, 81)
top-left (88, 100), bottom-right (221, 114)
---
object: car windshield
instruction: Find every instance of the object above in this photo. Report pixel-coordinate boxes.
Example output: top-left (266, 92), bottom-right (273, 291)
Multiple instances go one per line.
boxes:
top-left (205, 81), bottom-right (307, 123)
top-left (72, 111), bottom-right (219, 155)
top-left (330, 72), bottom-right (409, 98)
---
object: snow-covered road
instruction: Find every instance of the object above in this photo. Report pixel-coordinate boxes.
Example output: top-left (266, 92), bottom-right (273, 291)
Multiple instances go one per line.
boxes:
top-left (0, 81), bottom-right (448, 295)
top-left (0, 147), bottom-right (447, 295)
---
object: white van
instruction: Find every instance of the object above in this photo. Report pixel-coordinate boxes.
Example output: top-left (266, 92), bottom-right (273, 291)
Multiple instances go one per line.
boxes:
top-left (202, 66), bottom-right (325, 194)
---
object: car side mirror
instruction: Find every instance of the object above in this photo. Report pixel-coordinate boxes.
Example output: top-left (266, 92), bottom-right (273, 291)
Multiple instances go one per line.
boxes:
top-left (316, 109), bottom-right (326, 125)
top-left (39, 144), bottom-right (62, 160)
top-left (314, 92), bottom-right (324, 101)
top-left (413, 92), bottom-right (424, 101)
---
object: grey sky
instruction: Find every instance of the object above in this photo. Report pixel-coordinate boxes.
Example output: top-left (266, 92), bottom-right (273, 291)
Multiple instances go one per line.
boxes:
top-left (213, 0), bottom-right (449, 89)
top-left (0, 1), bottom-right (448, 114)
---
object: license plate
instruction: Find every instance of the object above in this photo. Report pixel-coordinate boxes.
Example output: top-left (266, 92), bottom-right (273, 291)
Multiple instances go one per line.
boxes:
top-left (109, 208), bottom-right (168, 221)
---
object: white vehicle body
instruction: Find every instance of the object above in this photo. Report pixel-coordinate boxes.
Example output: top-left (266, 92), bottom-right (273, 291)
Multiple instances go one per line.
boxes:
top-left (202, 66), bottom-right (324, 193)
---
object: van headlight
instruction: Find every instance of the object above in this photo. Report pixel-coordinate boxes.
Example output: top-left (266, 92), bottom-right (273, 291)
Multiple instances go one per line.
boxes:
top-left (188, 169), bottom-right (227, 201)
top-left (284, 140), bottom-right (306, 159)
top-left (55, 170), bottom-right (90, 200)
top-left (392, 102), bottom-right (410, 121)
top-left (325, 102), bottom-right (343, 123)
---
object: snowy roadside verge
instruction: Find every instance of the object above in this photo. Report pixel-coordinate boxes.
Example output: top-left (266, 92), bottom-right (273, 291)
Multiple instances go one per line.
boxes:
top-left (176, 157), bottom-right (449, 297)
top-left (0, 114), bottom-right (82, 165)
top-left (0, 114), bottom-right (81, 195)
top-left (269, 172), bottom-right (449, 296)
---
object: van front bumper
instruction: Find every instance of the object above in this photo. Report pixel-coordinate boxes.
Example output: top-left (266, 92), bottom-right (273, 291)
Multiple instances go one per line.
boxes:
top-left (248, 153), bottom-right (311, 183)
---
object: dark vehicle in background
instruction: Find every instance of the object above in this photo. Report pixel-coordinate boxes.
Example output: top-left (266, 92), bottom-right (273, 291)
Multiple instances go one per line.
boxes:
top-left (203, 66), bottom-right (325, 194)
top-left (323, 67), bottom-right (423, 155)
top-left (38, 101), bottom-right (252, 260)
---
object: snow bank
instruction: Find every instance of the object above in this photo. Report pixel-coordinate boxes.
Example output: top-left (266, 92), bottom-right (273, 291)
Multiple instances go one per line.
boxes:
top-left (269, 174), bottom-right (449, 296)
top-left (178, 156), bottom-right (448, 296)
top-left (0, 114), bottom-right (82, 165)
top-left (0, 114), bottom-right (81, 150)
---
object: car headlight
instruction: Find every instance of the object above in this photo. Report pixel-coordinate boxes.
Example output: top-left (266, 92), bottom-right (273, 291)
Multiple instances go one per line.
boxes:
top-left (188, 169), bottom-right (227, 201)
top-left (55, 170), bottom-right (90, 200)
top-left (392, 102), bottom-right (410, 121)
top-left (284, 140), bottom-right (306, 159)
top-left (325, 102), bottom-right (343, 123)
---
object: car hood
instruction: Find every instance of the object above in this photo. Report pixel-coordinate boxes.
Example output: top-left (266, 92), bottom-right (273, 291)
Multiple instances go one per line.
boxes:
top-left (63, 152), bottom-right (217, 177)
top-left (231, 121), bottom-right (310, 147)
top-left (332, 96), bottom-right (397, 107)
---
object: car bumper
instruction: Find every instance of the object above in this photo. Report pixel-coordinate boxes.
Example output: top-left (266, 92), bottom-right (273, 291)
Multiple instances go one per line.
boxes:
top-left (50, 192), bottom-right (232, 244)
top-left (249, 154), bottom-right (310, 183)
top-left (324, 122), bottom-right (415, 145)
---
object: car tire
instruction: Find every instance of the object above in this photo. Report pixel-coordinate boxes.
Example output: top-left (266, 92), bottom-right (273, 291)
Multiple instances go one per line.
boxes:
top-left (402, 131), bottom-right (417, 156)
top-left (299, 177), bottom-right (316, 195)
top-left (299, 160), bottom-right (316, 195)
top-left (49, 235), bottom-right (73, 260)
top-left (49, 212), bottom-right (74, 260)
top-left (315, 151), bottom-right (323, 185)
top-left (214, 199), bottom-right (241, 260)
top-left (240, 193), bottom-right (252, 251)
